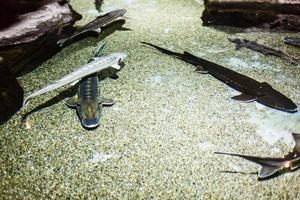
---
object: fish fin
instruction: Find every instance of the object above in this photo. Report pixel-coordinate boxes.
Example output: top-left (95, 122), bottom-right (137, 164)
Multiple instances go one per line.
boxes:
top-left (66, 95), bottom-right (78, 108)
top-left (231, 93), bottom-right (256, 102)
top-left (95, 27), bottom-right (101, 33)
top-left (111, 64), bottom-right (121, 70)
top-left (258, 165), bottom-right (281, 179)
top-left (70, 80), bottom-right (80, 86)
top-left (292, 133), bottom-right (300, 153)
top-left (141, 42), bottom-right (184, 58)
top-left (100, 97), bottom-right (114, 106)
top-left (23, 97), bottom-right (30, 107)
top-left (93, 41), bottom-right (107, 58)
top-left (194, 66), bottom-right (208, 74)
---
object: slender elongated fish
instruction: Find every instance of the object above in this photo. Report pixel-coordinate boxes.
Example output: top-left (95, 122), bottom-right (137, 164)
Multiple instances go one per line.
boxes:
top-left (23, 51), bottom-right (127, 107)
top-left (66, 42), bottom-right (114, 129)
top-left (57, 9), bottom-right (127, 47)
top-left (142, 42), bottom-right (297, 113)
top-left (228, 38), bottom-right (298, 65)
top-left (283, 37), bottom-right (300, 48)
top-left (215, 133), bottom-right (300, 179)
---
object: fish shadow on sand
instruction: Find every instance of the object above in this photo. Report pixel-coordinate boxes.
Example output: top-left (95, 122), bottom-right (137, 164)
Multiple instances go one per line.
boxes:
top-left (207, 25), bottom-right (245, 34)
top-left (219, 170), bottom-right (281, 181)
top-left (21, 65), bottom-right (123, 121)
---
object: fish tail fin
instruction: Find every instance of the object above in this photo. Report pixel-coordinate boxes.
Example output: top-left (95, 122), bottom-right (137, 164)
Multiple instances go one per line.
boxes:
top-left (141, 42), bottom-right (183, 58)
top-left (93, 41), bottom-right (108, 58)
top-left (214, 151), bottom-right (243, 157)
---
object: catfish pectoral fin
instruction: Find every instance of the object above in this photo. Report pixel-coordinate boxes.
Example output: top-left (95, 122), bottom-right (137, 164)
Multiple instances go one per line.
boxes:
top-left (258, 165), bottom-right (282, 179)
top-left (231, 93), bottom-right (256, 102)
top-left (66, 95), bottom-right (79, 108)
top-left (194, 66), bottom-right (208, 74)
top-left (101, 97), bottom-right (114, 106)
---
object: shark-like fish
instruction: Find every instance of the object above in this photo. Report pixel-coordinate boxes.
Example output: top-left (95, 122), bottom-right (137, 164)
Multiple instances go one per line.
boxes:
top-left (66, 42), bottom-right (114, 128)
top-left (215, 133), bottom-right (300, 179)
top-left (228, 38), bottom-right (298, 65)
top-left (283, 37), bottom-right (300, 48)
top-left (23, 51), bottom-right (127, 107)
top-left (57, 9), bottom-right (127, 47)
top-left (142, 42), bottom-right (297, 113)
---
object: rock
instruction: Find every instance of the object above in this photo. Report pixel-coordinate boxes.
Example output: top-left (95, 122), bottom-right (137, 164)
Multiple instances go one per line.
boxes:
top-left (0, 59), bottom-right (23, 124)
top-left (202, 0), bottom-right (300, 31)
top-left (0, 0), bottom-right (82, 75)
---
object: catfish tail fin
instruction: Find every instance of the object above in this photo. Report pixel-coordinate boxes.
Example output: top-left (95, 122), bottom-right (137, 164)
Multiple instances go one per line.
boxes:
top-left (141, 42), bottom-right (183, 58)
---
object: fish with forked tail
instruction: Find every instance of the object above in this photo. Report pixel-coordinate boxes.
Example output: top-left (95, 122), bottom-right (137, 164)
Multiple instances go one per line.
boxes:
top-left (142, 42), bottom-right (297, 113)
top-left (215, 133), bottom-right (300, 179)
top-left (66, 41), bottom-right (115, 129)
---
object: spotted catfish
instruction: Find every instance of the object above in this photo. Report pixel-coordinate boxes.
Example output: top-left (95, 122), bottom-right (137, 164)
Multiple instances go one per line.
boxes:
top-left (215, 133), bottom-right (300, 179)
top-left (66, 42), bottom-right (115, 128)
top-left (142, 42), bottom-right (297, 113)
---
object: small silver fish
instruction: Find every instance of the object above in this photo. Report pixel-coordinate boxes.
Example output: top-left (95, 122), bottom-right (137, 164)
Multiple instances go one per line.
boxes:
top-left (23, 52), bottom-right (127, 107)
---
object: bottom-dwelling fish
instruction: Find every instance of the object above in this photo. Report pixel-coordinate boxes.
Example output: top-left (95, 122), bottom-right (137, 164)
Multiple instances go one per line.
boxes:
top-left (142, 42), bottom-right (297, 113)
top-left (215, 133), bottom-right (300, 179)
top-left (283, 37), bottom-right (300, 48)
top-left (23, 49), bottom-right (126, 107)
top-left (66, 42), bottom-right (114, 129)
top-left (228, 38), bottom-right (298, 65)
